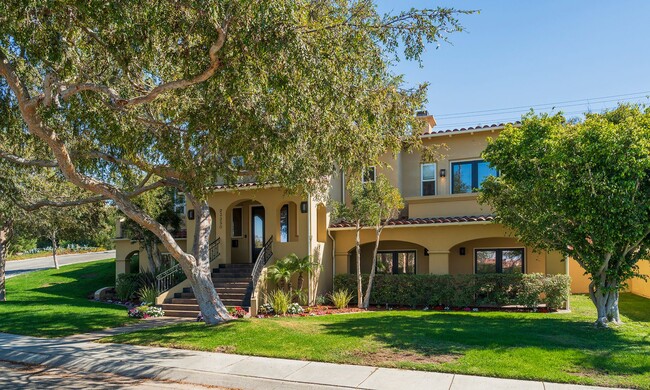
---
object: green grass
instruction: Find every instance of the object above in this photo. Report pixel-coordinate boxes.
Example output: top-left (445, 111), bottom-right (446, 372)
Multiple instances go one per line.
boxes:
top-left (0, 259), bottom-right (135, 337)
top-left (105, 294), bottom-right (650, 389)
top-left (8, 247), bottom-right (108, 261)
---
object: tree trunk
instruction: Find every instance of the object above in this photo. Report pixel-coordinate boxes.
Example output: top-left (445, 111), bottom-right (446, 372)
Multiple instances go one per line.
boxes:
top-left (144, 239), bottom-right (156, 273)
top-left (297, 272), bottom-right (304, 291)
top-left (190, 199), bottom-right (231, 324)
top-left (589, 280), bottom-right (621, 327)
top-left (355, 225), bottom-right (363, 308)
top-left (51, 231), bottom-right (59, 270)
top-left (0, 220), bottom-right (12, 302)
top-left (152, 241), bottom-right (162, 269)
top-left (362, 228), bottom-right (382, 309)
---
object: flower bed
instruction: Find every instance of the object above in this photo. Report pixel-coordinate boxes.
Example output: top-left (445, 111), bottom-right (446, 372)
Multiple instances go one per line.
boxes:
top-left (128, 305), bottom-right (165, 319)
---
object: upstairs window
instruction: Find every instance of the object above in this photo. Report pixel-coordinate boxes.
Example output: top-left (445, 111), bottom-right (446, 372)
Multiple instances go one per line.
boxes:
top-left (362, 166), bottom-right (376, 183)
top-left (280, 204), bottom-right (289, 243)
top-left (421, 163), bottom-right (436, 196)
top-left (451, 160), bottom-right (497, 194)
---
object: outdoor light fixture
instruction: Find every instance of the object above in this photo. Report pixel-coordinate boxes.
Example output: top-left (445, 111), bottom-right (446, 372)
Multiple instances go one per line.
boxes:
top-left (459, 247), bottom-right (466, 256)
top-left (300, 201), bottom-right (308, 213)
top-left (187, 210), bottom-right (195, 220)
top-left (440, 168), bottom-right (446, 178)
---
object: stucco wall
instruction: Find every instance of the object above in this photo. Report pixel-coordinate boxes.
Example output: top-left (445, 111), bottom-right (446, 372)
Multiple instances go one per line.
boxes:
top-left (629, 260), bottom-right (650, 298)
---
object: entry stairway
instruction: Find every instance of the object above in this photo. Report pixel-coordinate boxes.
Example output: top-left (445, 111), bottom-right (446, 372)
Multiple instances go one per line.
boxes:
top-left (162, 263), bottom-right (254, 318)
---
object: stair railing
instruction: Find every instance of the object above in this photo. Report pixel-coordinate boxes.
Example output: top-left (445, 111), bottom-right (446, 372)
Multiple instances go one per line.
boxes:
top-left (156, 237), bottom-right (221, 294)
top-left (250, 236), bottom-right (274, 295)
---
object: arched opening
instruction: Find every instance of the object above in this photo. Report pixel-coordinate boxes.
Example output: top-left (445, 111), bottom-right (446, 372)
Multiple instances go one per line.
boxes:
top-left (125, 250), bottom-right (140, 274)
top-left (278, 202), bottom-right (298, 242)
top-left (226, 199), bottom-right (265, 263)
top-left (348, 240), bottom-right (428, 275)
top-left (209, 207), bottom-right (218, 243)
top-left (449, 237), bottom-right (531, 275)
top-left (316, 203), bottom-right (327, 243)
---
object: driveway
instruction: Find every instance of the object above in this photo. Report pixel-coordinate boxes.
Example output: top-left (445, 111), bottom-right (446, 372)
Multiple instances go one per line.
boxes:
top-left (5, 250), bottom-right (116, 279)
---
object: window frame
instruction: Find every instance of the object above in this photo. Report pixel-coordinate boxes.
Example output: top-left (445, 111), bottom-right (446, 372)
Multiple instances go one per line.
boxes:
top-left (450, 159), bottom-right (498, 194)
top-left (362, 166), bottom-right (376, 183)
top-left (421, 162), bottom-right (437, 196)
top-left (474, 247), bottom-right (525, 274)
top-left (375, 250), bottom-right (417, 275)
top-left (231, 206), bottom-right (243, 238)
top-left (279, 204), bottom-right (289, 243)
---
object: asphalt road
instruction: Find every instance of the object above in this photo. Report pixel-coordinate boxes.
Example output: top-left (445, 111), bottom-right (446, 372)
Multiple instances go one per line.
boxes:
top-left (5, 250), bottom-right (116, 279)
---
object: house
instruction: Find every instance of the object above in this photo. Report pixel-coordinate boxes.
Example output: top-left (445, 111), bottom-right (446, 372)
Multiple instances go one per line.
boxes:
top-left (113, 112), bottom-right (649, 316)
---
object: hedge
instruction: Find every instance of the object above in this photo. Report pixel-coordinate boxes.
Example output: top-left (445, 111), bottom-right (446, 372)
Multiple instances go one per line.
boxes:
top-left (334, 273), bottom-right (571, 310)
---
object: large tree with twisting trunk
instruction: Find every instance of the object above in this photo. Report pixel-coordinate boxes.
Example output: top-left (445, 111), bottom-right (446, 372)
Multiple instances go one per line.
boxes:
top-left (480, 106), bottom-right (650, 327)
top-left (0, 1), bottom-right (473, 323)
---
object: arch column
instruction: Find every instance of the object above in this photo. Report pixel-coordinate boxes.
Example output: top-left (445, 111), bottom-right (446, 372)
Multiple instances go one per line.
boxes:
top-left (428, 250), bottom-right (450, 275)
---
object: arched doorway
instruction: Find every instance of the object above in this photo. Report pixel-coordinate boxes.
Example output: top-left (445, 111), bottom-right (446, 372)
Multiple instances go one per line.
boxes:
top-left (125, 250), bottom-right (140, 274)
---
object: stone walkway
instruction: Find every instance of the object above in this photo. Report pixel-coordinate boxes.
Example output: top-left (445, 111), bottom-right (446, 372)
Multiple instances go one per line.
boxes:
top-left (0, 332), bottom-right (624, 390)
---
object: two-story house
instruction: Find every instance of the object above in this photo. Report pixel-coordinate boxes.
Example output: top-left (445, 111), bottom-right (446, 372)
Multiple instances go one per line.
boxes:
top-left (113, 112), bottom-right (647, 316)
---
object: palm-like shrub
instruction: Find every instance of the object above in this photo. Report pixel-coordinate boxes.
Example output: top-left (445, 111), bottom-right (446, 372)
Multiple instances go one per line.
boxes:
top-left (267, 257), bottom-right (295, 291)
top-left (286, 253), bottom-right (321, 291)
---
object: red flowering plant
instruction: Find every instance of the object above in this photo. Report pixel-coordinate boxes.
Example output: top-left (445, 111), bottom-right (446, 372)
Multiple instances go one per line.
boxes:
top-left (229, 306), bottom-right (248, 318)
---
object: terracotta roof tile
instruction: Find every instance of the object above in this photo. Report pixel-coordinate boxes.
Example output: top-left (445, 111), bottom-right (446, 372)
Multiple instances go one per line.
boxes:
top-left (329, 215), bottom-right (494, 228)
top-left (423, 122), bottom-right (521, 136)
top-left (212, 181), bottom-right (275, 190)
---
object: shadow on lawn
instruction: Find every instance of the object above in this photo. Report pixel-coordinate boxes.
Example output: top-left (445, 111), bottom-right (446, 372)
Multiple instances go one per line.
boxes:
top-left (320, 311), bottom-right (650, 376)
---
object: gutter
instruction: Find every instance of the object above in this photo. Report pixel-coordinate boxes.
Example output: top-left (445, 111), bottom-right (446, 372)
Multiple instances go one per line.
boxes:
top-left (327, 220), bottom-right (494, 231)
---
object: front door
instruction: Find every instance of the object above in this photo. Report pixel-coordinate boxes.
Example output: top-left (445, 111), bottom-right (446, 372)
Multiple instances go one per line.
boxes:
top-left (251, 206), bottom-right (265, 262)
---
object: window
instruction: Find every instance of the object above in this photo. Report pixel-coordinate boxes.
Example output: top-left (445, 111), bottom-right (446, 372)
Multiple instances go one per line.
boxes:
top-left (173, 191), bottom-right (186, 215)
top-left (280, 204), bottom-right (289, 243)
top-left (475, 248), bottom-right (524, 274)
top-left (232, 207), bottom-right (243, 238)
top-left (231, 156), bottom-right (244, 168)
top-left (451, 160), bottom-right (498, 194)
top-left (376, 251), bottom-right (416, 274)
top-left (362, 166), bottom-right (376, 183)
top-left (421, 163), bottom-right (436, 196)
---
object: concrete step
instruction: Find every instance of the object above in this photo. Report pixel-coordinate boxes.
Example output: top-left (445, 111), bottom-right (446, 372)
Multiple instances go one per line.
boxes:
top-left (164, 310), bottom-right (200, 318)
top-left (170, 298), bottom-right (197, 304)
top-left (162, 304), bottom-right (199, 311)
top-left (218, 263), bottom-right (255, 268)
top-left (212, 272), bottom-right (252, 278)
top-left (211, 277), bottom-right (252, 283)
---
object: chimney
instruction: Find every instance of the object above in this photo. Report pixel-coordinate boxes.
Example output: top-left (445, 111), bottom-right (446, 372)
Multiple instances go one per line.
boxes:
top-left (416, 110), bottom-right (437, 134)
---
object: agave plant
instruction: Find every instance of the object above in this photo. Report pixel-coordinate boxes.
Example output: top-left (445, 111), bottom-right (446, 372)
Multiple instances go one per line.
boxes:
top-left (267, 257), bottom-right (295, 291)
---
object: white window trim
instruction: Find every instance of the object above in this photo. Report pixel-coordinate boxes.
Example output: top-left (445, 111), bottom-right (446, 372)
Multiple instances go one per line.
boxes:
top-left (362, 166), bottom-right (376, 183)
top-left (421, 162), bottom-right (436, 196)
top-left (231, 206), bottom-right (243, 238)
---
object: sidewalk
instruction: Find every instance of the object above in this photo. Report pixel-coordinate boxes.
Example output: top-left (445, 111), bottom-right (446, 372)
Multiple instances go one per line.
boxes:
top-left (0, 332), bottom-right (623, 390)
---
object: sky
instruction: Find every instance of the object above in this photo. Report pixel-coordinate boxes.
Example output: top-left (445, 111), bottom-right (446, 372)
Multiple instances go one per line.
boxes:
top-left (375, 1), bottom-right (650, 129)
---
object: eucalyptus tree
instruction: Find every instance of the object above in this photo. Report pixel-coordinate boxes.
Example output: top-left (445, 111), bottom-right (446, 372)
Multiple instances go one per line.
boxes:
top-left (0, 1), bottom-right (473, 323)
top-left (480, 106), bottom-right (650, 327)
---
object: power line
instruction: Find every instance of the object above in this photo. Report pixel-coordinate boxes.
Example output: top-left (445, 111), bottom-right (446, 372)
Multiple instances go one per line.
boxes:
top-left (435, 90), bottom-right (650, 119)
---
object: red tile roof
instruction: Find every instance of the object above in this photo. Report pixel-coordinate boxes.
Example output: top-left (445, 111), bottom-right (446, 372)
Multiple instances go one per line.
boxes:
top-left (212, 181), bottom-right (276, 190)
top-left (329, 215), bottom-right (495, 228)
top-left (422, 122), bottom-right (521, 136)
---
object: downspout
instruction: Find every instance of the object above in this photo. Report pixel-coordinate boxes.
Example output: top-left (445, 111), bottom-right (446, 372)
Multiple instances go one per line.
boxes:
top-left (307, 193), bottom-right (312, 304)
top-left (328, 229), bottom-right (336, 284)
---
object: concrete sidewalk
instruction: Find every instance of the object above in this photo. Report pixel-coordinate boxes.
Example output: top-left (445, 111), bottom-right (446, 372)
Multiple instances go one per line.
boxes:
top-left (0, 332), bottom-right (622, 390)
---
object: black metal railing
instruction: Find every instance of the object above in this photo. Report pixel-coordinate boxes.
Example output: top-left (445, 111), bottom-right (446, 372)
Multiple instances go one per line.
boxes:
top-left (251, 236), bottom-right (274, 294)
top-left (156, 237), bottom-right (221, 294)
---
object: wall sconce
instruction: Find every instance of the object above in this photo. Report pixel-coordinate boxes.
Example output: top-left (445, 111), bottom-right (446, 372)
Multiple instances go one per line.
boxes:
top-left (300, 201), bottom-right (308, 213)
top-left (459, 247), bottom-right (466, 256)
top-left (187, 210), bottom-right (195, 220)
top-left (440, 169), bottom-right (446, 178)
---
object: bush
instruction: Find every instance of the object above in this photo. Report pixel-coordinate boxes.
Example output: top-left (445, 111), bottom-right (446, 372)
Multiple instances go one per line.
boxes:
top-left (138, 286), bottom-right (158, 305)
top-left (267, 289), bottom-right (292, 315)
top-left (334, 273), bottom-right (570, 309)
top-left (287, 302), bottom-right (304, 314)
top-left (116, 273), bottom-right (140, 301)
top-left (329, 289), bottom-right (354, 309)
top-left (229, 306), bottom-right (247, 318)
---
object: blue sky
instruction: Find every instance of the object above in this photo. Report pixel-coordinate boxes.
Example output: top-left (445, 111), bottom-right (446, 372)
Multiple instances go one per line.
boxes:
top-left (376, 1), bottom-right (650, 129)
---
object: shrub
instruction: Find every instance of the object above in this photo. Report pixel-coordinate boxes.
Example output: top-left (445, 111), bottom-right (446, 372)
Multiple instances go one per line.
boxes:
top-left (116, 273), bottom-right (140, 301)
top-left (229, 306), bottom-right (247, 318)
top-left (267, 289), bottom-right (291, 315)
top-left (334, 273), bottom-right (570, 309)
top-left (138, 286), bottom-right (159, 305)
top-left (293, 289), bottom-right (308, 306)
top-left (259, 302), bottom-right (274, 315)
top-left (329, 289), bottom-right (354, 309)
top-left (128, 305), bottom-right (164, 319)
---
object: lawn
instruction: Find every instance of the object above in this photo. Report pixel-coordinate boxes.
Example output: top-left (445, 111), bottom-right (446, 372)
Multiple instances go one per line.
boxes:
top-left (105, 293), bottom-right (650, 389)
top-left (0, 259), bottom-right (135, 337)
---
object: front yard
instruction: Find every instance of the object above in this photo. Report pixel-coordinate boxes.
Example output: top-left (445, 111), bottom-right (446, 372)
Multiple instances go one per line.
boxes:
top-left (0, 259), bottom-right (135, 337)
top-left (105, 293), bottom-right (650, 389)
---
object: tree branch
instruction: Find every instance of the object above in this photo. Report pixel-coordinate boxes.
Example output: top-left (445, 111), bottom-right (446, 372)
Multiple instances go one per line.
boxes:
top-left (0, 150), bottom-right (58, 168)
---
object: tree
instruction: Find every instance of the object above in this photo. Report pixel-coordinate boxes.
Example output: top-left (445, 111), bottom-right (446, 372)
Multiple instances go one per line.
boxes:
top-left (267, 257), bottom-right (294, 292)
top-left (332, 175), bottom-right (403, 308)
top-left (0, 1), bottom-right (472, 323)
top-left (120, 187), bottom-right (183, 273)
top-left (479, 106), bottom-right (650, 327)
top-left (288, 254), bottom-right (321, 291)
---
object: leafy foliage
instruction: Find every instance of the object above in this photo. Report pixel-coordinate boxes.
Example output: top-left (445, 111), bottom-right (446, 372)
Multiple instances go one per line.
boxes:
top-left (334, 273), bottom-right (571, 310)
top-left (479, 106), bottom-right (650, 324)
top-left (329, 289), bottom-right (354, 309)
top-left (266, 289), bottom-right (292, 315)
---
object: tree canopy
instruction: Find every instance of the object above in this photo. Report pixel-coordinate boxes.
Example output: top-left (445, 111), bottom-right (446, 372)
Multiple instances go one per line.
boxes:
top-left (0, 0), bottom-right (473, 323)
top-left (480, 106), bottom-right (650, 326)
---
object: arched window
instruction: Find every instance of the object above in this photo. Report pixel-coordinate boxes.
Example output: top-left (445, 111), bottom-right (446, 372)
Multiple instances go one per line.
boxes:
top-left (280, 204), bottom-right (289, 242)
